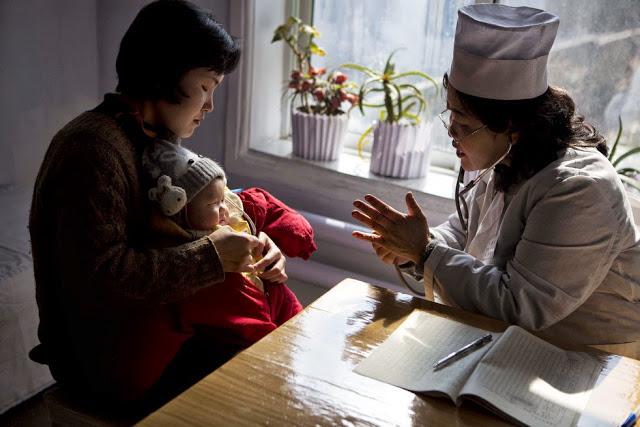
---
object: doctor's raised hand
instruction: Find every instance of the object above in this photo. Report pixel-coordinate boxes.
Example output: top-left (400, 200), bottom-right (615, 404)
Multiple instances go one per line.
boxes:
top-left (352, 192), bottom-right (430, 265)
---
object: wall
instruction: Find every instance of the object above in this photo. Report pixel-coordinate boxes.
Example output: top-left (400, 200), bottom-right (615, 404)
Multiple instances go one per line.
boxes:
top-left (0, 0), bottom-right (232, 189)
top-left (0, 0), bottom-right (100, 188)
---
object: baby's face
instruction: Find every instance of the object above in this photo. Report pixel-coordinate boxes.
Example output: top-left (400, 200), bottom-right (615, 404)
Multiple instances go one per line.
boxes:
top-left (186, 179), bottom-right (229, 230)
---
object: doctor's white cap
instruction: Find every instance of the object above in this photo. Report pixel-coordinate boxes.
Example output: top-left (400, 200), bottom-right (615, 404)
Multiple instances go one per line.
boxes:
top-left (448, 4), bottom-right (559, 100)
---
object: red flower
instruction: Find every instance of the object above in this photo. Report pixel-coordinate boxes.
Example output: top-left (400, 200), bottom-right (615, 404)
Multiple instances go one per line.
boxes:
top-left (290, 70), bottom-right (302, 80)
top-left (345, 93), bottom-right (359, 104)
top-left (330, 97), bottom-right (342, 110)
top-left (332, 72), bottom-right (347, 84)
top-left (313, 88), bottom-right (325, 101)
top-left (300, 80), bottom-right (313, 92)
top-left (309, 66), bottom-right (326, 76)
top-left (338, 89), bottom-right (349, 101)
top-left (288, 81), bottom-right (300, 90)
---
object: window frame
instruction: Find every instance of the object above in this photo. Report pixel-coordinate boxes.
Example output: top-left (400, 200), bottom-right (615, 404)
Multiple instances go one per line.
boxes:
top-left (224, 0), bottom-right (460, 224)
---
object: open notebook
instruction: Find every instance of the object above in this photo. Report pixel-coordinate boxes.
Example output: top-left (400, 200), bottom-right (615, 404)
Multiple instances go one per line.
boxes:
top-left (355, 310), bottom-right (630, 427)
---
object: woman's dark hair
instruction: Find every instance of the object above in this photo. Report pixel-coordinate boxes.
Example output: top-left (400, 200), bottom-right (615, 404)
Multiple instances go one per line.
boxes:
top-left (443, 74), bottom-right (608, 192)
top-left (116, 0), bottom-right (241, 103)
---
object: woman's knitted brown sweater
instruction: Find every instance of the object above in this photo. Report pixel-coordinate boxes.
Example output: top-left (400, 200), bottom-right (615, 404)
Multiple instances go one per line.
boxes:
top-left (29, 94), bottom-right (224, 396)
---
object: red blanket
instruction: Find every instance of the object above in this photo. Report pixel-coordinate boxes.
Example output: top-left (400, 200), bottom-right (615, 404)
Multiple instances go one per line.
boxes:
top-left (112, 188), bottom-right (316, 400)
top-left (238, 187), bottom-right (317, 259)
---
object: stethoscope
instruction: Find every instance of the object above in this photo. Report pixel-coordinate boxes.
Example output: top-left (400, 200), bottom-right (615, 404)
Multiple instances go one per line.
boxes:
top-left (455, 142), bottom-right (512, 233)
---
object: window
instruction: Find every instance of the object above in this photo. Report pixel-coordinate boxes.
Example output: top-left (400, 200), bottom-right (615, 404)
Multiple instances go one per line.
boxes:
top-left (312, 0), bottom-right (472, 169)
top-left (225, 1), bottom-right (640, 223)
top-left (503, 0), bottom-right (640, 157)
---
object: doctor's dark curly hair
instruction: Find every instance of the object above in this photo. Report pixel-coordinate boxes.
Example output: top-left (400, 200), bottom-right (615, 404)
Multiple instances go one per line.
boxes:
top-left (443, 74), bottom-right (608, 193)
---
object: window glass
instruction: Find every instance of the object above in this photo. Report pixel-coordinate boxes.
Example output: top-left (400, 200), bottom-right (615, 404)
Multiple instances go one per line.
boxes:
top-left (503, 0), bottom-right (640, 159)
top-left (312, 0), bottom-right (474, 168)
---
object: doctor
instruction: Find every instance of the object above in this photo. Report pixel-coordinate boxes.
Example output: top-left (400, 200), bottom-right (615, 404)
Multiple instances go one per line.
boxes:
top-left (351, 4), bottom-right (640, 357)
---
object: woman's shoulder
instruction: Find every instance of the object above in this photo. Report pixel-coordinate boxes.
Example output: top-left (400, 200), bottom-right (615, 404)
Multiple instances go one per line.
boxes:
top-left (39, 106), bottom-right (143, 189)
top-left (53, 109), bottom-right (129, 149)
top-left (54, 93), bottom-right (151, 151)
top-left (521, 147), bottom-right (626, 208)
top-left (527, 147), bottom-right (617, 188)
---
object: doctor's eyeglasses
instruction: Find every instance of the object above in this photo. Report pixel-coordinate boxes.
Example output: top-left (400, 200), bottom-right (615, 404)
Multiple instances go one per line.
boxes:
top-left (438, 109), bottom-right (487, 143)
top-left (439, 109), bottom-right (487, 235)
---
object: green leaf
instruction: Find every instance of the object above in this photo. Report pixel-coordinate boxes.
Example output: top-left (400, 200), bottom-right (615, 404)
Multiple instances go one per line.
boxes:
top-left (288, 16), bottom-right (302, 26)
top-left (362, 102), bottom-right (387, 108)
top-left (357, 86), bottom-right (368, 115)
top-left (618, 174), bottom-right (640, 191)
top-left (272, 24), bottom-right (290, 43)
top-left (401, 110), bottom-right (419, 124)
top-left (400, 93), bottom-right (426, 113)
top-left (356, 125), bottom-right (374, 158)
top-left (398, 83), bottom-right (422, 96)
top-left (617, 167), bottom-right (640, 176)
top-left (392, 83), bottom-right (403, 122)
top-left (361, 76), bottom-right (382, 89)
top-left (383, 49), bottom-right (403, 75)
top-left (359, 78), bottom-right (383, 101)
top-left (309, 42), bottom-right (326, 56)
top-left (613, 146), bottom-right (640, 167)
top-left (608, 116), bottom-right (623, 161)
top-left (355, 78), bottom-right (384, 115)
top-left (383, 83), bottom-right (395, 122)
top-left (391, 71), bottom-right (439, 94)
top-left (340, 63), bottom-right (379, 79)
top-left (403, 101), bottom-right (416, 112)
top-left (300, 24), bottom-right (320, 38)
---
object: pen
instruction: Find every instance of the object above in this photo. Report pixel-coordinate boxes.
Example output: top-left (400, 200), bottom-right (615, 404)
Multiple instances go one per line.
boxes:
top-left (433, 333), bottom-right (493, 370)
top-left (621, 405), bottom-right (640, 427)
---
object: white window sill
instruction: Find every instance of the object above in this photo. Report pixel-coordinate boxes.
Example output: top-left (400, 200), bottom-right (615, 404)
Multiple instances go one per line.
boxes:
top-left (251, 137), bottom-right (458, 201)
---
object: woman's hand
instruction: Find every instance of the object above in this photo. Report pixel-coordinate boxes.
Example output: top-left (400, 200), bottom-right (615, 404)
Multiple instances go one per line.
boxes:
top-left (208, 227), bottom-right (260, 273)
top-left (251, 232), bottom-right (288, 283)
top-left (352, 192), bottom-right (430, 264)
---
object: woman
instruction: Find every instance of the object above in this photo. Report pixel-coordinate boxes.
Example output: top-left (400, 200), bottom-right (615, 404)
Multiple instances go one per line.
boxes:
top-left (29, 0), bottom-right (287, 405)
top-left (352, 4), bottom-right (640, 357)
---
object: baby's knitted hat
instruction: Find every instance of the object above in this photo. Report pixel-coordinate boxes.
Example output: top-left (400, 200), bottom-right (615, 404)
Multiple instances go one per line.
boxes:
top-left (143, 139), bottom-right (226, 216)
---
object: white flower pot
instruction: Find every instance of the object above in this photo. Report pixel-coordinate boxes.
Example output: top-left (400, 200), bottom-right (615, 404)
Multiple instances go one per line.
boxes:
top-left (370, 121), bottom-right (432, 179)
top-left (291, 110), bottom-right (348, 161)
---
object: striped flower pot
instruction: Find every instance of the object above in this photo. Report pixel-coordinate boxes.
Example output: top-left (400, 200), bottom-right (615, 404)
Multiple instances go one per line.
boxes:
top-left (370, 121), bottom-right (431, 179)
top-left (291, 110), bottom-right (348, 161)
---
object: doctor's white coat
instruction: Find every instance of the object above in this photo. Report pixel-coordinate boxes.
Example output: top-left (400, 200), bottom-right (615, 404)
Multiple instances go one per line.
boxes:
top-left (422, 147), bottom-right (640, 350)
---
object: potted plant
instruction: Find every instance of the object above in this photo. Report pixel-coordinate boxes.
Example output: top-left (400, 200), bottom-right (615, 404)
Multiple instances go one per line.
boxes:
top-left (272, 16), bottom-right (358, 161)
top-left (342, 51), bottom-right (438, 178)
top-left (607, 116), bottom-right (640, 222)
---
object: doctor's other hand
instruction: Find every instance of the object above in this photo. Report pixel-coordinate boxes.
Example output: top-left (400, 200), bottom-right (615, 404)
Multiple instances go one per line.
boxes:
top-left (208, 226), bottom-right (259, 273)
top-left (351, 192), bottom-right (430, 264)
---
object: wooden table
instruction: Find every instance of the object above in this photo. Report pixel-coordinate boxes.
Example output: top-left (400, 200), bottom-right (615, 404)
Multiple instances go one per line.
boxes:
top-left (138, 279), bottom-right (640, 426)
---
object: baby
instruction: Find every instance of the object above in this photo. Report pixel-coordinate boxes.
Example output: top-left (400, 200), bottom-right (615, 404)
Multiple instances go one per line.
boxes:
top-left (109, 138), bottom-right (316, 400)
top-left (146, 148), bottom-right (267, 292)
top-left (141, 138), bottom-right (315, 354)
